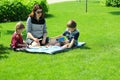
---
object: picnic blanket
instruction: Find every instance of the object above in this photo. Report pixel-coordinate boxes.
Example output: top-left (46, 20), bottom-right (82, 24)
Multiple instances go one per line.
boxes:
top-left (25, 42), bottom-right (86, 54)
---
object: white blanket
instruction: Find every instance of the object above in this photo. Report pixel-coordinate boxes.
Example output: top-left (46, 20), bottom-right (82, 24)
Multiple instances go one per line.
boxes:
top-left (25, 42), bottom-right (86, 54)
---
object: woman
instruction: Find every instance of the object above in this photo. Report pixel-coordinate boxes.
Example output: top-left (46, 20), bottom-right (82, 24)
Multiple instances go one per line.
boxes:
top-left (26, 4), bottom-right (49, 47)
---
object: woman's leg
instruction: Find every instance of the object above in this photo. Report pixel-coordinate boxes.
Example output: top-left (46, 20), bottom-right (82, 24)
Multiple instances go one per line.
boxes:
top-left (31, 41), bottom-right (40, 47)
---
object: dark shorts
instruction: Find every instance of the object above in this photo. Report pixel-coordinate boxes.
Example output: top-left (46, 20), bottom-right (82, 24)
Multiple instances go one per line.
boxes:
top-left (26, 37), bottom-right (49, 46)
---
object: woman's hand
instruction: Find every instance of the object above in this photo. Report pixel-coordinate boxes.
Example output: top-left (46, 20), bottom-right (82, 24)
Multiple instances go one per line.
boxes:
top-left (33, 38), bottom-right (39, 43)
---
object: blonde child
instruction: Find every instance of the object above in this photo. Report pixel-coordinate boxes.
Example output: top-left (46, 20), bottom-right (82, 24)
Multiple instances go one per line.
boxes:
top-left (10, 22), bottom-right (27, 50)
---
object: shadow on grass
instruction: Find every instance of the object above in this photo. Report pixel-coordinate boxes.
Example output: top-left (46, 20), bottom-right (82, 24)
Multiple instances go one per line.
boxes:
top-left (79, 45), bottom-right (91, 49)
top-left (54, 45), bottom-right (91, 55)
top-left (6, 30), bottom-right (14, 35)
top-left (0, 44), bottom-right (9, 59)
top-left (91, 1), bottom-right (100, 3)
top-left (0, 25), bottom-right (2, 37)
top-left (109, 11), bottom-right (120, 15)
top-left (45, 14), bottom-right (54, 18)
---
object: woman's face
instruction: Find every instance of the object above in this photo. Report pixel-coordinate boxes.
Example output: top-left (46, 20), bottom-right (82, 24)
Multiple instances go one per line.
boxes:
top-left (35, 9), bottom-right (42, 17)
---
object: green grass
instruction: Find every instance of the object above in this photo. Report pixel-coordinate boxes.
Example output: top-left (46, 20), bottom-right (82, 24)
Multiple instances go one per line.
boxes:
top-left (0, 1), bottom-right (120, 80)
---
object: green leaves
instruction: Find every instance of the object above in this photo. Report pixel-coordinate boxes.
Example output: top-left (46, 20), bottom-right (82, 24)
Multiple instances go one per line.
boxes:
top-left (0, 0), bottom-right (48, 22)
top-left (106, 0), bottom-right (120, 7)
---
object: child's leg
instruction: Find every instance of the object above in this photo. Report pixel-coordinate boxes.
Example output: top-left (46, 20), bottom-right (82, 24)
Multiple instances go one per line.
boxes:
top-left (61, 43), bottom-right (70, 49)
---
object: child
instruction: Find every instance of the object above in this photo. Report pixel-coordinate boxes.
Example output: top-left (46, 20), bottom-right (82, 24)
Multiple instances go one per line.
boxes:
top-left (10, 21), bottom-right (27, 50)
top-left (52, 20), bottom-right (80, 49)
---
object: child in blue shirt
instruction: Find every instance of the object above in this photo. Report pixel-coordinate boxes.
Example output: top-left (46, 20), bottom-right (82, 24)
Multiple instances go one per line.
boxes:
top-left (48, 20), bottom-right (79, 49)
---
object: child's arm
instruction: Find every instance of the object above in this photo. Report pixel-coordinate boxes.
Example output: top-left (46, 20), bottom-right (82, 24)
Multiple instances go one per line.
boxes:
top-left (53, 34), bottom-right (63, 39)
top-left (68, 38), bottom-right (75, 48)
top-left (67, 31), bottom-right (79, 48)
top-left (61, 39), bottom-right (74, 49)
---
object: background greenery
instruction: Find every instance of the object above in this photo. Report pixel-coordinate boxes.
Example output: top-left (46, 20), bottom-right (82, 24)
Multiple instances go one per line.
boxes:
top-left (0, 0), bottom-right (120, 80)
top-left (106, 0), bottom-right (120, 7)
top-left (0, 0), bottom-right (48, 22)
top-left (101, 0), bottom-right (120, 7)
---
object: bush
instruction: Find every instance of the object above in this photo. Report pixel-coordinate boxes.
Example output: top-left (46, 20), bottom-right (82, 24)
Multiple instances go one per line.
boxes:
top-left (0, 0), bottom-right (28, 22)
top-left (106, 0), bottom-right (120, 7)
top-left (0, 0), bottom-right (48, 22)
top-left (26, 0), bottom-right (48, 14)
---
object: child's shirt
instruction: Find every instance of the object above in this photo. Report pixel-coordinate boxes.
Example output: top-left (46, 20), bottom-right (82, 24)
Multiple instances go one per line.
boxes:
top-left (62, 29), bottom-right (80, 46)
top-left (11, 32), bottom-right (23, 48)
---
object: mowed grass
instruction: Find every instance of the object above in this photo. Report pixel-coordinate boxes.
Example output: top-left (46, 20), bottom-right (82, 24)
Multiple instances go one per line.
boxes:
top-left (0, 1), bottom-right (120, 80)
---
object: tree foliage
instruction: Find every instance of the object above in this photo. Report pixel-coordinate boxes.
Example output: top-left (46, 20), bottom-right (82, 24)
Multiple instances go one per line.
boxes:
top-left (106, 0), bottom-right (120, 7)
top-left (0, 0), bottom-right (48, 22)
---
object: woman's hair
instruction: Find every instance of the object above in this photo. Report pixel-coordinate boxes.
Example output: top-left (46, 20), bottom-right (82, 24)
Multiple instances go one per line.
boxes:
top-left (67, 20), bottom-right (77, 28)
top-left (29, 4), bottom-right (44, 18)
top-left (15, 21), bottom-right (25, 31)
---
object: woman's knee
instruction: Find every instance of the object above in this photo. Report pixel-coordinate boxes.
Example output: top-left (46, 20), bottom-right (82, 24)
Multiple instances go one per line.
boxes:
top-left (31, 41), bottom-right (40, 47)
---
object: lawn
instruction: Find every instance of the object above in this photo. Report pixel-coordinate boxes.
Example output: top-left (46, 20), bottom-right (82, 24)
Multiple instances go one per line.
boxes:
top-left (0, 1), bottom-right (120, 80)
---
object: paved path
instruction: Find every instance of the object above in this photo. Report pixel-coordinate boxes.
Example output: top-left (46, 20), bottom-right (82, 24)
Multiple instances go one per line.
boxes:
top-left (47, 0), bottom-right (77, 4)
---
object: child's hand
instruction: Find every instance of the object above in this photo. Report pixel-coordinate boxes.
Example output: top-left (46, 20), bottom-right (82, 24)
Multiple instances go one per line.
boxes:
top-left (45, 45), bottom-right (49, 48)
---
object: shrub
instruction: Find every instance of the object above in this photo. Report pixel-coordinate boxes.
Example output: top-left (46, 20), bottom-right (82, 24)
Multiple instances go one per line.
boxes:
top-left (0, 0), bottom-right (48, 22)
top-left (106, 0), bottom-right (120, 7)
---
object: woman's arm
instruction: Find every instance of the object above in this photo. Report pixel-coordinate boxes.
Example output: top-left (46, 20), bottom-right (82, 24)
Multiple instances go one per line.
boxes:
top-left (26, 17), bottom-right (34, 40)
top-left (27, 32), bottom-right (35, 40)
top-left (42, 23), bottom-right (47, 44)
top-left (26, 17), bottom-right (32, 33)
top-left (27, 32), bottom-right (39, 43)
top-left (42, 33), bottom-right (47, 44)
top-left (43, 33), bottom-right (47, 40)
top-left (43, 23), bottom-right (47, 40)
top-left (26, 17), bottom-right (39, 43)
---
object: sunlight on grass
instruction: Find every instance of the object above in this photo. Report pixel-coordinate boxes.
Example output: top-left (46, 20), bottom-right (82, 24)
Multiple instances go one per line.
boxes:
top-left (0, 1), bottom-right (120, 80)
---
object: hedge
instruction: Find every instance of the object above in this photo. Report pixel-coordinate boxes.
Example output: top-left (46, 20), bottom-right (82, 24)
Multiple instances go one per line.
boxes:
top-left (106, 0), bottom-right (120, 7)
top-left (0, 0), bottom-right (48, 22)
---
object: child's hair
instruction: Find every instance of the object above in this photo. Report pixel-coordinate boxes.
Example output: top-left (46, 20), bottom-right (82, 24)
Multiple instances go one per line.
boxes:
top-left (67, 20), bottom-right (77, 28)
top-left (15, 21), bottom-right (25, 31)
